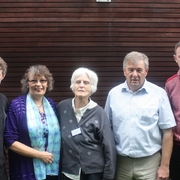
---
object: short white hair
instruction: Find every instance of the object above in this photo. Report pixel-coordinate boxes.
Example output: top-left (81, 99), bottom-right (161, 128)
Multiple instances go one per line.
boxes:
top-left (70, 67), bottom-right (98, 95)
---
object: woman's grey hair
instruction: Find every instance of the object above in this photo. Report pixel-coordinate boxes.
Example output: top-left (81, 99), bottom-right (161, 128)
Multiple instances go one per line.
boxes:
top-left (21, 64), bottom-right (54, 94)
top-left (0, 57), bottom-right (7, 75)
top-left (123, 51), bottom-right (149, 70)
top-left (70, 67), bottom-right (98, 95)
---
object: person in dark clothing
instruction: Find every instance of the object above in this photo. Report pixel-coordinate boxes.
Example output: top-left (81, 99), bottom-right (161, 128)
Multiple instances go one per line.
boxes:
top-left (57, 67), bottom-right (116, 180)
top-left (0, 57), bottom-right (8, 180)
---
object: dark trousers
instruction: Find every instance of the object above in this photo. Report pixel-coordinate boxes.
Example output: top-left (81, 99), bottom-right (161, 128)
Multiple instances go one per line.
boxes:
top-left (46, 175), bottom-right (58, 180)
top-left (0, 167), bottom-right (8, 180)
top-left (61, 172), bottom-right (103, 180)
top-left (170, 144), bottom-right (180, 180)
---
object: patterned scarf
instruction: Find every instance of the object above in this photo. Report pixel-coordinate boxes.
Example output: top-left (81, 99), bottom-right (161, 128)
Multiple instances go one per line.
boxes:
top-left (26, 94), bottom-right (60, 180)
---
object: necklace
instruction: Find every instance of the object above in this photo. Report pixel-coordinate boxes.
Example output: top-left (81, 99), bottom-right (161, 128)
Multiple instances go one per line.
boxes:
top-left (36, 103), bottom-right (42, 109)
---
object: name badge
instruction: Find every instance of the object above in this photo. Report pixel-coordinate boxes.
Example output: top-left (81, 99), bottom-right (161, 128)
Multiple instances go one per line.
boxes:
top-left (71, 128), bottom-right (81, 136)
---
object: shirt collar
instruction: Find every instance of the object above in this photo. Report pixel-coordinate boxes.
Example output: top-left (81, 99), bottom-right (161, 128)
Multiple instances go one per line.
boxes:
top-left (122, 79), bottom-right (148, 94)
top-left (72, 98), bottom-right (97, 114)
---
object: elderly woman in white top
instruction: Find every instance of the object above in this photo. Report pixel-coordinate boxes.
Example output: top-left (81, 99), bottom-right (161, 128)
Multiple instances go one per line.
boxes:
top-left (57, 67), bottom-right (116, 180)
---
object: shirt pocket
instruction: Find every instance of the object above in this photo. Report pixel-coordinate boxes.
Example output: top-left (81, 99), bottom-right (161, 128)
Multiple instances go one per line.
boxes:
top-left (139, 108), bottom-right (158, 126)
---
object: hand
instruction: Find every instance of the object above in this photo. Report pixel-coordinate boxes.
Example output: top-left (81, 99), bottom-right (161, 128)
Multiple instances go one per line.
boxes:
top-left (156, 165), bottom-right (169, 180)
top-left (38, 151), bottom-right (54, 164)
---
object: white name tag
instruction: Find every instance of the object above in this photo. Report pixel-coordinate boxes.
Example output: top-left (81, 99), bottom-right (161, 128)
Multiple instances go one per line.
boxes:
top-left (71, 128), bottom-right (81, 136)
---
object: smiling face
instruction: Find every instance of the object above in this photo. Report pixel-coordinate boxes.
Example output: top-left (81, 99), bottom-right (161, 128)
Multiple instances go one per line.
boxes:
top-left (73, 74), bottom-right (92, 99)
top-left (123, 60), bottom-right (148, 92)
top-left (28, 73), bottom-right (48, 99)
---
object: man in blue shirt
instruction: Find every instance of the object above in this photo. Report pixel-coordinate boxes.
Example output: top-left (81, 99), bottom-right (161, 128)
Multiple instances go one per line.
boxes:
top-left (105, 51), bottom-right (176, 180)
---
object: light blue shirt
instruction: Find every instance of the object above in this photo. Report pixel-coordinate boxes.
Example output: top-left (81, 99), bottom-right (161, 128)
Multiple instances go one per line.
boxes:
top-left (104, 80), bottom-right (176, 158)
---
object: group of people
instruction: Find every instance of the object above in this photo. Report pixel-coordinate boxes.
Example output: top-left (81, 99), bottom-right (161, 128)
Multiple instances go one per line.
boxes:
top-left (0, 42), bottom-right (180, 180)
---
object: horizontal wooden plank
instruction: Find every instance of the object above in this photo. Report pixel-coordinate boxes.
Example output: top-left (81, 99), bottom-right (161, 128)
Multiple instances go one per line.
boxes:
top-left (0, 37), bottom-right (179, 43)
top-left (1, 22), bottom-right (180, 28)
top-left (0, 42), bottom-right (178, 48)
top-left (1, 8), bottom-right (180, 14)
top-left (0, 46), bottom-right (175, 53)
top-left (0, 0), bottom-right (180, 3)
top-left (1, 17), bottom-right (180, 23)
top-left (0, 28), bottom-right (179, 37)
top-left (1, 27), bottom-right (180, 32)
top-left (0, 1), bottom-right (180, 7)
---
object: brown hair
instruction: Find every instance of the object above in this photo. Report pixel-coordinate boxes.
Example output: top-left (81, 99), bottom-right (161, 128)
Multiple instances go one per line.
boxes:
top-left (21, 64), bottom-right (54, 94)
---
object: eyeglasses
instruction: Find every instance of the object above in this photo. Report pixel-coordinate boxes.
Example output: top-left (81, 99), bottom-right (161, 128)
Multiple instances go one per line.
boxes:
top-left (28, 79), bottom-right (47, 84)
top-left (75, 80), bottom-right (90, 86)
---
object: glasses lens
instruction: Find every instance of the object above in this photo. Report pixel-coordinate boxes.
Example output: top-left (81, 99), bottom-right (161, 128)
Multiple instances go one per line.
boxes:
top-left (29, 79), bottom-right (47, 84)
top-left (40, 80), bottom-right (47, 83)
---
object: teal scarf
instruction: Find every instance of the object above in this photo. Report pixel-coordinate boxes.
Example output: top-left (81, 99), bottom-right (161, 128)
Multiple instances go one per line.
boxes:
top-left (26, 94), bottom-right (60, 180)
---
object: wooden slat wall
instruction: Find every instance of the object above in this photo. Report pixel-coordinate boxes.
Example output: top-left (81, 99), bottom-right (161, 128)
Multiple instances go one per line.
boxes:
top-left (1, 0), bottom-right (180, 177)
top-left (0, 0), bottom-right (180, 108)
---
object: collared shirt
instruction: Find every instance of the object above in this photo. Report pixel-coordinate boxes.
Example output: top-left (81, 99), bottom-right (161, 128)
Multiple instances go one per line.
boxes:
top-left (165, 69), bottom-right (180, 145)
top-left (63, 98), bottom-right (97, 180)
top-left (72, 98), bottom-right (97, 122)
top-left (105, 79), bottom-right (176, 158)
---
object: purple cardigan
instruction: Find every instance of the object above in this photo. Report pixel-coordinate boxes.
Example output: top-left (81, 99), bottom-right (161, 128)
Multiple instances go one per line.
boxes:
top-left (4, 95), bottom-right (58, 180)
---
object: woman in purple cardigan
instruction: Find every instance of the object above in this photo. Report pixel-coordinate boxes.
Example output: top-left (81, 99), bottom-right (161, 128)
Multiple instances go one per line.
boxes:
top-left (4, 65), bottom-right (61, 180)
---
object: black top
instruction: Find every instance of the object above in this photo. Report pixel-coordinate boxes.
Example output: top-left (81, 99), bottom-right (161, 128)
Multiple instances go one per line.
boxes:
top-left (0, 93), bottom-right (8, 170)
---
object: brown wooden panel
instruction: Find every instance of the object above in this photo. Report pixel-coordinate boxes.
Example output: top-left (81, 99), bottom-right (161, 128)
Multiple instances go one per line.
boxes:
top-left (2, 0), bottom-right (180, 177)
top-left (0, 0), bottom-right (179, 109)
